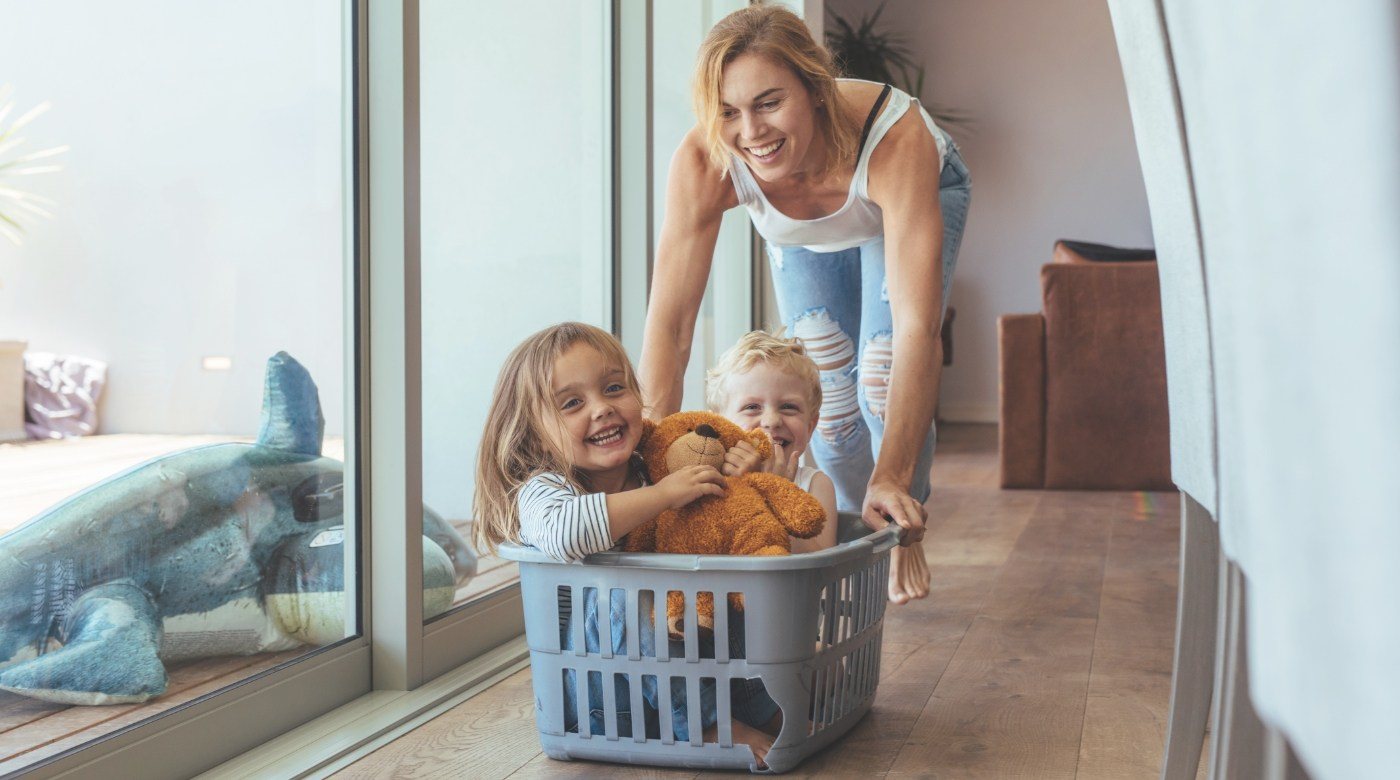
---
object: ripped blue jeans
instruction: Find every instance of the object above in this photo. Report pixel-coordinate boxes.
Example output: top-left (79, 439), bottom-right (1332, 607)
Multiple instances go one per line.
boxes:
top-left (562, 588), bottom-right (778, 740)
top-left (769, 141), bottom-right (972, 512)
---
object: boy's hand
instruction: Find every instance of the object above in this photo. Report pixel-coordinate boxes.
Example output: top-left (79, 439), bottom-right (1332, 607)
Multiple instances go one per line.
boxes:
top-left (656, 465), bottom-right (726, 509)
top-left (758, 441), bottom-right (801, 482)
top-left (722, 440), bottom-right (765, 476)
top-left (723, 437), bottom-right (801, 482)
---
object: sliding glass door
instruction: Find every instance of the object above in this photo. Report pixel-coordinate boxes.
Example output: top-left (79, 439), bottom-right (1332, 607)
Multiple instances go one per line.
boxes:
top-left (0, 0), bottom-right (366, 775)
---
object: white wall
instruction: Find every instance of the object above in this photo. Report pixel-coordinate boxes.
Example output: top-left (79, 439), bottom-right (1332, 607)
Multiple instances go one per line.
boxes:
top-left (828, 0), bottom-right (1153, 421)
top-left (0, 0), bottom-right (347, 436)
top-left (419, 1), bottom-right (609, 519)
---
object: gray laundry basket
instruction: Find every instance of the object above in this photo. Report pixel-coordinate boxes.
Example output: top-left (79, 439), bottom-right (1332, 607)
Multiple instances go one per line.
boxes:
top-left (498, 512), bottom-right (900, 774)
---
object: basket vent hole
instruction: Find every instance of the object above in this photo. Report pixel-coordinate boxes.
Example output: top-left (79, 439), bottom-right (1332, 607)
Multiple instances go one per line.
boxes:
top-left (639, 589), bottom-right (657, 658)
top-left (562, 668), bottom-right (578, 734)
top-left (556, 585), bottom-right (572, 649)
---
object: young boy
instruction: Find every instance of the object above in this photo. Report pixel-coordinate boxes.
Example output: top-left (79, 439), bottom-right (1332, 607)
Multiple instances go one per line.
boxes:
top-left (706, 330), bottom-right (838, 552)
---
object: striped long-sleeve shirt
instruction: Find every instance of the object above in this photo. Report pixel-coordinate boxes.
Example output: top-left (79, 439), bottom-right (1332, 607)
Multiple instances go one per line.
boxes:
top-left (516, 472), bottom-right (615, 563)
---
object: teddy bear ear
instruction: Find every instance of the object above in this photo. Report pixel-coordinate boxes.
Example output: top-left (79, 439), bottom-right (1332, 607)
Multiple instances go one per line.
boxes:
top-left (641, 418), bottom-right (657, 444)
top-left (746, 428), bottom-right (773, 460)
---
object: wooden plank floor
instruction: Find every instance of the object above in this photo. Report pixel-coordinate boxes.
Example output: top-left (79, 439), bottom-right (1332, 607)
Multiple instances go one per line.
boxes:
top-left (335, 424), bottom-right (1184, 779)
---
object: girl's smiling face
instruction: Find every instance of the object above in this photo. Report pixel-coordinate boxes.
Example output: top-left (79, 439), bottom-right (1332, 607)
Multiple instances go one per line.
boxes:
top-left (719, 362), bottom-right (818, 456)
top-left (719, 52), bottom-right (821, 183)
top-left (550, 343), bottom-right (644, 477)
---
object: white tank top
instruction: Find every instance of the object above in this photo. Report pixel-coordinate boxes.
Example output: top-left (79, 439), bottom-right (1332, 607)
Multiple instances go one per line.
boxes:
top-left (794, 464), bottom-right (821, 492)
top-left (729, 79), bottom-right (948, 253)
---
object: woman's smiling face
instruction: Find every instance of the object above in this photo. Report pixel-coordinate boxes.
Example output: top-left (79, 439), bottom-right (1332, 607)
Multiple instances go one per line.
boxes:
top-left (720, 52), bottom-right (820, 182)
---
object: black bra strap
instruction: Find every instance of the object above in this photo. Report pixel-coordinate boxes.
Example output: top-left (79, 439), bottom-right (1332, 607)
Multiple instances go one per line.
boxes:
top-left (855, 84), bottom-right (893, 160)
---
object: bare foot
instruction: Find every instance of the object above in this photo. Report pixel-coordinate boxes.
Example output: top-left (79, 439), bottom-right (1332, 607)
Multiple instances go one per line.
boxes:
top-left (888, 539), bottom-right (931, 604)
top-left (731, 720), bottom-right (775, 769)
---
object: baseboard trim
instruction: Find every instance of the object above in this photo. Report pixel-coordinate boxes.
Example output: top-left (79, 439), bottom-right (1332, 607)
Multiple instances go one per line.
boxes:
top-left (939, 404), bottom-right (999, 424)
top-left (198, 636), bottom-right (530, 780)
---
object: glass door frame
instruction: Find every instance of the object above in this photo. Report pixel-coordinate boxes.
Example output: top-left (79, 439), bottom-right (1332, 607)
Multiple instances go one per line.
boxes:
top-left (23, 0), bottom-right (760, 774)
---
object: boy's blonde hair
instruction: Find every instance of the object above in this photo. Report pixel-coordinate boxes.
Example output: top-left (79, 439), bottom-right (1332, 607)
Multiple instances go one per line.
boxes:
top-left (693, 5), bottom-right (857, 181)
top-left (473, 322), bottom-right (642, 556)
top-left (706, 329), bottom-right (822, 414)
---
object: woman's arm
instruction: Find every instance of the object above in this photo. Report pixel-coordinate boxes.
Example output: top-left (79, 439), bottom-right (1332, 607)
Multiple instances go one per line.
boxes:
top-left (639, 128), bottom-right (738, 418)
top-left (863, 110), bottom-right (947, 540)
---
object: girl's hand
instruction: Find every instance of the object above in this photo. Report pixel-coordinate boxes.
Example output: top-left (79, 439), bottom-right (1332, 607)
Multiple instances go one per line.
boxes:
top-left (656, 465), bottom-right (727, 509)
top-left (722, 440), bottom-right (765, 477)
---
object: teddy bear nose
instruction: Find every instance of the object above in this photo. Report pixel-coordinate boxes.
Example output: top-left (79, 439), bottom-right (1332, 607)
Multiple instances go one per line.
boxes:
top-left (695, 424), bottom-right (720, 439)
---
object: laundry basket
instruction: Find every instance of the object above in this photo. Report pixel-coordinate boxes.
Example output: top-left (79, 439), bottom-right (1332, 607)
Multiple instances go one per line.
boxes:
top-left (498, 512), bottom-right (900, 774)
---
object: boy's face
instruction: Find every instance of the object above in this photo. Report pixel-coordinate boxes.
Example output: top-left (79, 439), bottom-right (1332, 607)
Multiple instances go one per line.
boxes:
top-left (719, 363), bottom-right (819, 456)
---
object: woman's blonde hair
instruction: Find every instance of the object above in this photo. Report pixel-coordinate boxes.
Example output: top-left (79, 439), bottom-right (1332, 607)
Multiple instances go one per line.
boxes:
top-left (706, 329), bottom-right (823, 415)
top-left (693, 4), bottom-right (858, 180)
top-left (472, 322), bottom-right (642, 556)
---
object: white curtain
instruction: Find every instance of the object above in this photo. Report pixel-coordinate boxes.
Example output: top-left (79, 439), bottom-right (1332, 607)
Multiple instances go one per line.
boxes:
top-left (1152, 1), bottom-right (1400, 777)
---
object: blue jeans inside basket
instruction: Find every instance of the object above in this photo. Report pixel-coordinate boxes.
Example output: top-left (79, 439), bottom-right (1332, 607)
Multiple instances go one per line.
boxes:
top-left (562, 587), bottom-right (779, 740)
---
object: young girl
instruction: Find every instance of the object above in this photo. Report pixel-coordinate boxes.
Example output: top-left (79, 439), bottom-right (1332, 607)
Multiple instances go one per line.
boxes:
top-left (473, 322), bottom-right (779, 766)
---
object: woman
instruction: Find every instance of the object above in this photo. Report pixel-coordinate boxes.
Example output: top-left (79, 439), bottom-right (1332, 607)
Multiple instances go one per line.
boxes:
top-left (639, 5), bottom-right (971, 604)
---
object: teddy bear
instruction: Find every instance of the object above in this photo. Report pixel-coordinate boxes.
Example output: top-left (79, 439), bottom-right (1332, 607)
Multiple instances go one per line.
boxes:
top-left (620, 410), bottom-right (826, 636)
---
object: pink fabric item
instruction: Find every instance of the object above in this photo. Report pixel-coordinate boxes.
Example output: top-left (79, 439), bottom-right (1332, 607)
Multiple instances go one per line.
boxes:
top-left (24, 352), bottom-right (107, 439)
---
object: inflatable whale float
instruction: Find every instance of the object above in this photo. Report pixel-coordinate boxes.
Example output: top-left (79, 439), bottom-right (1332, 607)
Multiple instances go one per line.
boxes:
top-left (0, 352), bottom-right (476, 705)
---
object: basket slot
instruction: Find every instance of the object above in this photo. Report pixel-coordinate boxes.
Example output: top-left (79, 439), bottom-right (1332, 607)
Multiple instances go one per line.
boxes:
top-left (555, 585), bottom-right (569, 652)
top-left (869, 558), bottom-right (884, 629)
top-left (571, 587), bottom-right (588, 658)
top-left (850, 647), bottom-right (864, 712)
top-left (826, 660), bottom-right (839, 726)
top-left (822, 583), bottom-right (838, 648)
top-left (575, 669), bottom-right (593, 737)
top-left (828, 652), bottom-right (840, 722)
top-left (842, 574), bottom-right (855, 642)
top-left (625, 588), bottom-right (641, 660)
top-left (629, 672), bottom-right (648, 743)
top-left (851, 562), bottom-right (862, 635)
top-left (826, 660), bottom-right (840, 727)
top-left (657, 672), bottom-right (675, 744)
top-left (862, 632), bottom-right (873, 694)
top-left (688, 672), bottom-right (705, 744)
top-left (845, 576), bottom-right (854, 641)
top-left (840, 646), bottom-right (851, 714)
top-left (713, 595), bottom-right (730, 663)
top-left (640, 589), bottom-right (658, 658)
top-left (716, 676), bottom-right (733, 747)
top-left (655, 592), bottom-right (671, 662)
top-left (561, 668), bottom-right (574, 734)
top-left (600, 589), bottom-right (621, 660)
top-left (873, 627), bottom-right (884, 680)
top-left (811, 665), bottom-right (826, 733)
top-left (684, 591), bottom-right (700, 663)
top-left (859, 637), bottom-right (874, 700)
top-left (600, 671), bottom-right (619, 740)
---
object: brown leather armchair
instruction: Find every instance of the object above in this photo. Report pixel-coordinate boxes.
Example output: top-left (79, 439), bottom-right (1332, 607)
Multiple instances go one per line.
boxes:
top-left (998, 241), bottom-right (1173, 490)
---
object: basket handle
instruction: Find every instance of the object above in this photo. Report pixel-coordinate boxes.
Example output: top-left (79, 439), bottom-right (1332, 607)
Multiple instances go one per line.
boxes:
top-left (865, 516), bottom-right (908, 554)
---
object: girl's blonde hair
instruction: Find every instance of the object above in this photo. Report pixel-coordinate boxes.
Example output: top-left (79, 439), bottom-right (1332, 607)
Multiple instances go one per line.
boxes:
top-left (693, 5), bottom-right (858, 181)
top-left (706, 329), bottom-right (823, 414)
top-left (472, 322), bottom-right (642, 556)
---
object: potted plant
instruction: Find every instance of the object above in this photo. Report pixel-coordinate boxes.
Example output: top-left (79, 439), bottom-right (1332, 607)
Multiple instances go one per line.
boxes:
top-left (0, 85), bottom-right (66, 441)
top-left (0, 84), bottom-right (66, 245)
top-left (825, 2), bottom-right (968, 128)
